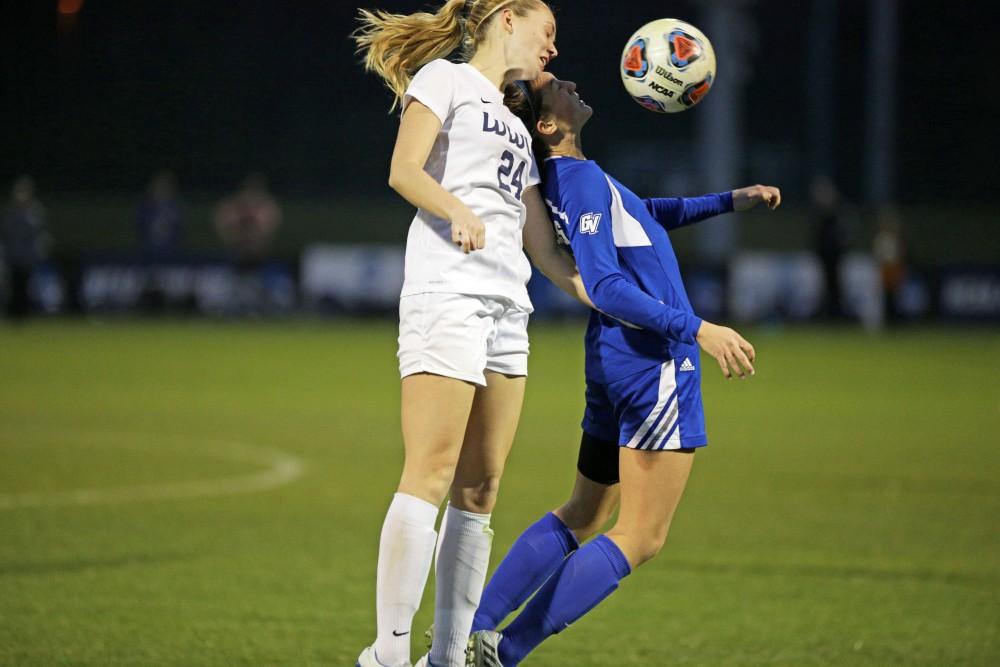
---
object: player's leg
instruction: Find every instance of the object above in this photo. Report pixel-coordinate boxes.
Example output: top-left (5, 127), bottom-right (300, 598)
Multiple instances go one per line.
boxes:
top-left (605, 447), bottom-right (695, 568)
top-left (429, 301), bottom-right (538, 666)
top-left (429, 370), bottom-right (524, 666)
top-left (448, 371), bottom-right (526, 514)
top-left (397, 373), bottom-right (478, 504)
top-left (471, 433), bottom-right (620, 634)
top-left (366, 293), bottom-right (491, 667)
top-left (369, 373), bottom-right (476, 667)
top-left (554, 434), bottom-right (622, 543)
top-left (603, 355), bottom-right (700, 569)
top-left (477, 363), bottom-right (696, 666)
top-left (605, 349), bottom-right (704, 568)
top-left (471, 378), bottom-right (622, 639)
top-left (489, 449), bottom-right (693, 666)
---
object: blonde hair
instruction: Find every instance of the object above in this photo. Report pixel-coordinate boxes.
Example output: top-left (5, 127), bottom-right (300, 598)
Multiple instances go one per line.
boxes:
top-left (353, 0), bottom-right (549, 110)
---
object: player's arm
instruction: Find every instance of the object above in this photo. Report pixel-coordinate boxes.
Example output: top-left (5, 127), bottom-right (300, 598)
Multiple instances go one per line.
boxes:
top-left (579, 214), bottom-right (756, 377)
top-left (695, 185), bottom-right (778, 377)
top-left (388, 100), bottom-right (484, 253)
top-left (522, 186), bottom-right (593, 308)
top-left (564, 169), bottom-right (702, 344)
top-left (644, 184), bottom-right (781, 230)
top-left (732, 184), bottom-right (781, 211)
top-left (643, 192), bottom-right (734, 230)
top-left (570, 171), bottom-right (756, 377)
top-left (695, 321), bottom-right (756, 380)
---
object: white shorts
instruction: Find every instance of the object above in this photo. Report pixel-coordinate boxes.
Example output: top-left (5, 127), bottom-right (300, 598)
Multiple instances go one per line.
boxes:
top-left (398, 292), bottom-right (530, 386)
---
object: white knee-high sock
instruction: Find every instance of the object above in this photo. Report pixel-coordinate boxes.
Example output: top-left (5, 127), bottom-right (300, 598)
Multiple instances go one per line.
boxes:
top-left (430, 504), bottom-right (494, 667)
top-left (373, 493), bottom-right (439, 667)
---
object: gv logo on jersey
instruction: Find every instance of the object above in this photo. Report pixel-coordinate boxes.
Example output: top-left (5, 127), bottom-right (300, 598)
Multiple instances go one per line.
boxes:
top-left (579, 212), bottom-right (602, 235)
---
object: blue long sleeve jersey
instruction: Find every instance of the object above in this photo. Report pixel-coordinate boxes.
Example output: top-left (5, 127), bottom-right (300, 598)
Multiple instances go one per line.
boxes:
top-left (542, 156), bottom-right (734, 383)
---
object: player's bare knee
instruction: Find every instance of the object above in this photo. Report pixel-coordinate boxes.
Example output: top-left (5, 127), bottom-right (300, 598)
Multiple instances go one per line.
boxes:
top-left (402, 456), bottom-right (457, 502)
top-left (634, 533), bottom-right (669, 567)
top-left (606, 526), bottom-right (668, 568)
top-left (451, 474), bottom-right (501, 513)
top-left (555, 500), bottom-right (602, 540)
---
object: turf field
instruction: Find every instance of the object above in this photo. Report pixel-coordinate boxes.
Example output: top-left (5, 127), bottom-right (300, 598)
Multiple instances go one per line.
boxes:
top-left (1, 321), bottom-right (998, 666)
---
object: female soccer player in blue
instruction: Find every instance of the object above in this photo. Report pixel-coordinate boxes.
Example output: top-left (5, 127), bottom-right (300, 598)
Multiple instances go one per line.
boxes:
top-left (465, 73), bottom-right (782, 665)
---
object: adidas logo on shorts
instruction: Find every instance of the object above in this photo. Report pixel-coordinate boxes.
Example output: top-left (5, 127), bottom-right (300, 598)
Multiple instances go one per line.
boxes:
top-left (679, 357), bottom-right (696, 372)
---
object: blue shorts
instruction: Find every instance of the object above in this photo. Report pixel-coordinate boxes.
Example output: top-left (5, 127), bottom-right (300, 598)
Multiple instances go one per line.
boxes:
top-left (581, 355), bottom-right (707, 450)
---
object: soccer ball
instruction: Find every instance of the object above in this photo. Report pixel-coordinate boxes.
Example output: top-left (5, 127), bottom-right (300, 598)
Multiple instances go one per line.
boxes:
top-left (620, 18), bottom-right (716, 113)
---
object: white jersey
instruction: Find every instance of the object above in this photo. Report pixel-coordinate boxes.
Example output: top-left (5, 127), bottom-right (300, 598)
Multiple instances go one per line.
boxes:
top-left (400, 59), bottom-right (540, 311)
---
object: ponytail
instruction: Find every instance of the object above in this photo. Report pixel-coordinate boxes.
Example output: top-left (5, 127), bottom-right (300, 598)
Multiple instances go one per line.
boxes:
top-left (352, 0), bottom-right (467, 111)
top-left (354, 0), bottom-right (549, 110)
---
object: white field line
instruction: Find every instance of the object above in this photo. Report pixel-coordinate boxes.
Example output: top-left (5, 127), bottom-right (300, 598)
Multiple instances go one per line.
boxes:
top-left (0, 440), bottom-right (305, 510)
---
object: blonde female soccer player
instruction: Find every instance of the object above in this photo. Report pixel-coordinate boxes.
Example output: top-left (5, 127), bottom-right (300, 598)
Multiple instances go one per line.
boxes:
top-left (352, 2), bottom-right (586, 666)
top-left (466, 73), bottom-right (781, 666)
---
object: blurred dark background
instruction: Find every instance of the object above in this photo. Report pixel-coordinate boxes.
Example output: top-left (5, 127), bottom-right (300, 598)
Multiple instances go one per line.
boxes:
top-left (1, 0), bottom-right (998, 323)
top-left (5, 0), bottom-right (1000, 199)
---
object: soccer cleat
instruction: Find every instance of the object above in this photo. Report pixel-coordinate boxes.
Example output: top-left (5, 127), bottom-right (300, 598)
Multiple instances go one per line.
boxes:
top-left (356, 646), bottom-right (405, 667)
top-left (466, 630), bottom-right (504, 667)
top-left (416, 653), bottom-right (450, 667)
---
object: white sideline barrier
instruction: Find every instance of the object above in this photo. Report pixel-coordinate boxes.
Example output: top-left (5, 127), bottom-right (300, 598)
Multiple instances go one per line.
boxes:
top-left (729, 251), bottom-right (883, 328)
top-left (300, 244), bottom-right (404, 310)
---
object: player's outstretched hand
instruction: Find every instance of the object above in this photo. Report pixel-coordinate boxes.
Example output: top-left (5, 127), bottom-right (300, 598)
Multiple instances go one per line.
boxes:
top-left (732, 184), bottom-right (782, 211)
top-left (696, 321), bottom-right (756, 380)
top-left (450, 207), bottom-right (486, 253)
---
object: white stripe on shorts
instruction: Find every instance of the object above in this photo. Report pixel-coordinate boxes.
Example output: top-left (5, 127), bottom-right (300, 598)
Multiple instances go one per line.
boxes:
top-left (625, 361), bottom-right (678, 449)
top-left (643, 398), bottom-right (680, 450)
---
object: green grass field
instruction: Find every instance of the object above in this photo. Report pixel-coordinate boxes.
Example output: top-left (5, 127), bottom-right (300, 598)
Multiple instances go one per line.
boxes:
top-left (1, 321), bottom-right (998, 666)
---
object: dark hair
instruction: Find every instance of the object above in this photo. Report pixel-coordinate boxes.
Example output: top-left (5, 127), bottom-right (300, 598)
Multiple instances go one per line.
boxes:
top-left (504, 80), bottom-right (552, 161)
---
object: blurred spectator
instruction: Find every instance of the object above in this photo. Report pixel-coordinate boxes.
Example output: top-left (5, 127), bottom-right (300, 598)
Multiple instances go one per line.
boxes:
top-left (873, 206), bottom-right (908, 323)
top-left (214, 173), bottom-right (282, 269)
top-left (810, 175), bottom-right (849, 321)
top-left (1, 176), bottom-right (51, 320)
top-left (214, 174), bottom-right (283, 313)
top-left (136, 170), bottom-right (184, 262)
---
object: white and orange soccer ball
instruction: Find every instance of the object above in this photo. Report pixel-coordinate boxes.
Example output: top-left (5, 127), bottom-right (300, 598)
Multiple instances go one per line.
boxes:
top-left (620, 18), bottom-right (716, 113)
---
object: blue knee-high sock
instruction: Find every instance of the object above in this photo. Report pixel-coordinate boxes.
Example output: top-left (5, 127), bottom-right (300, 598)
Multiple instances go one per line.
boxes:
top-left (472, 512), bottom-right (580, 632)
top-left (497, 535), bottom-right (631, 666)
